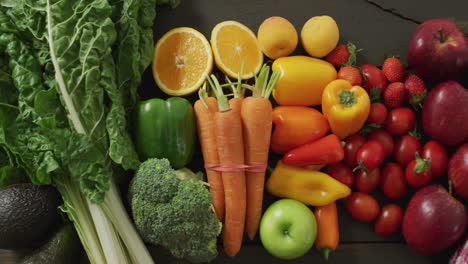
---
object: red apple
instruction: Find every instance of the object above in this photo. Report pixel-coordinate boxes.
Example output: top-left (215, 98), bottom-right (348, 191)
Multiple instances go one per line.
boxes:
top-left (422, 81), bottom-right (468, 146)
top-left (402, 185), bottom-right (467, 255)
top-left (407, 18), bottom-right (468, 81)
top-left (449, 143), bottom-right (468, 200)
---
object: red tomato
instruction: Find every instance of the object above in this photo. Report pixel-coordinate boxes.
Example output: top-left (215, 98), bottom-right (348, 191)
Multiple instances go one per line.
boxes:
top-left (355, 168), bottom-right (380, 193)
top-left (343, 134), bottom-right (366, 167)
top-left (380, 162), bottom-right (407, 199)
top-left (385, 108), bottom-right (416, 136)
top-left (361, 64), bottom-right (388, 92)
top-left (367, 103), bottom-right (388, 125)
top-left (394, 134), bottom-right (421, 166)
top-left (422, 141), bottom-right (448, 179)
top-left (355, 140), bottom-right (385, 170)
top-left (367, 129), bottom-right (394, 157)
top-left (326, 163), bottom-right (354, 187)
top-left (405, 154), bottom-right (432, 188)
top-left (374, 204), bottom-right (403, 236)
top-left (346, 192), bottom-right (380, 222)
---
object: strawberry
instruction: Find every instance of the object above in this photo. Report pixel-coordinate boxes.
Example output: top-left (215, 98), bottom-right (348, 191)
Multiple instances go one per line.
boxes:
top-left (325, 42), bottom-right (357, 68)
top-left (382, 57), bottom-right (405, 82)
top-left (383, 82), bottom-right (406, 108)
top-left (337, 66), bottom-right (362, 86)
top-left (404, 74), bottom-right (426, 108)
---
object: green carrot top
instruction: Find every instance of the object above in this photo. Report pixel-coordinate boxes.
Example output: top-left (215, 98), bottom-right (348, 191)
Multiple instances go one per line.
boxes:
top-left (245, 64), bottom-right (280, 99)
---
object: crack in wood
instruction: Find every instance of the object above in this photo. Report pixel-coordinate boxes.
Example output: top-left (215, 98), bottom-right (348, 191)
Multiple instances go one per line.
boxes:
top-left (364, 0), bottom-right (422, 24)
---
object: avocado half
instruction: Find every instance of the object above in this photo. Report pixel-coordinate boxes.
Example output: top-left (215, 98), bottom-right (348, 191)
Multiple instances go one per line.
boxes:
top-left (0, 183), bottom-right (61, 249)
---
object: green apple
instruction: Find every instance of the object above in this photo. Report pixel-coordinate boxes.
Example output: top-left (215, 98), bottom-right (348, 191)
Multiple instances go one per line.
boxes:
top-left (259, 199), bottom-right (317, 260)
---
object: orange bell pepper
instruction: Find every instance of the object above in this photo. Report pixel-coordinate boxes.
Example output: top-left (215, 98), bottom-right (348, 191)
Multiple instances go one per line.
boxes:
top-left (271, 106), bottom-right (329, 154)
top-left (322, 79), bottom-right (370, 139)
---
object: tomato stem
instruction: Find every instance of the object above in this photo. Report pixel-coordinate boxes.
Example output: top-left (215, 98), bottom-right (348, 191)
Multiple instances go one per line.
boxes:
top-left (353, 160), bottom-right (368, 173)
top-left (413, 152), bottom-right (431, 174)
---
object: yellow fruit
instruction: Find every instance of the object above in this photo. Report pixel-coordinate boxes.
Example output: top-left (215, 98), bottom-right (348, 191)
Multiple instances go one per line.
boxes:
top-left (257, 16), bottom-right (298, 59)
top-left (272, 56), bottom-right (337, 106)
top-left (153, 27), bottom-right (213, 96)
top-left (301, 16), bottom-right (339, 58)
top-left (211, 20), bottom-right (263, 79)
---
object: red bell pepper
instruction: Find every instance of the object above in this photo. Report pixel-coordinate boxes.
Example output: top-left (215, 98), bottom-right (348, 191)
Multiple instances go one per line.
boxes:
top-left (282, 134), bottom-right (344, 166)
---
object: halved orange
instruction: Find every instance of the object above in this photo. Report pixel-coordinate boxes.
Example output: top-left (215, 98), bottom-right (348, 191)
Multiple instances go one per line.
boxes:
top-left (211, 21), bottom-right (263, 79)
top-left (153, 27), bottom-right (213, 96)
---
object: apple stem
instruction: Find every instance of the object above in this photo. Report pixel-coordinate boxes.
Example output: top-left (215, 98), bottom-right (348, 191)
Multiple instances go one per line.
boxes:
top-left (449, 180), bottom-right (453, 195)
top-left (438, 29), bottom-right (447, 43)
top-left (322, 248), bottom-right (332, 261)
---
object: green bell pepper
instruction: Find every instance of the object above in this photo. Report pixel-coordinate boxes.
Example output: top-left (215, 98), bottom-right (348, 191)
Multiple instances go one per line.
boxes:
top-left (134, 97), bottom-right (195, 169)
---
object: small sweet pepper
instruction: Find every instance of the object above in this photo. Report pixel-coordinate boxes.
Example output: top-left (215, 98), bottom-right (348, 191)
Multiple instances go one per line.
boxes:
top-left (271, 106), bottom-right (329, 154)
top-left (282, 134), bottom-right (344, 166)
top-left (266, 161), bottom-right (351, 206)
top-left (272, 56), bottom-right (337, 106)
top-left (134, 97), bottom-right (195, 169)
top-left (322, 79), bottom-right (370, 139)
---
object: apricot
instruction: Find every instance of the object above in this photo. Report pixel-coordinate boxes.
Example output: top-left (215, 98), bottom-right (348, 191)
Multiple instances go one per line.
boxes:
top-left (257, 16), bottom-right (298, 59)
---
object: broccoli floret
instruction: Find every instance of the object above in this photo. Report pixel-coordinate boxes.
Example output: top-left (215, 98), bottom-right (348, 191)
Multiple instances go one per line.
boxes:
top-left (128, 158), bottom-right (222, 263)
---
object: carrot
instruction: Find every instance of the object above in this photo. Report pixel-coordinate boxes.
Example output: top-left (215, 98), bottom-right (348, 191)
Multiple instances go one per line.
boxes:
top-left (208, 74), bottom-right (246, 257)
top-left (229, 97), bottom-right (243, 115)
top-left (241, 65), bottom-right (279, 239)
top-left (314, 202), bottom-right (339, 260)
top-left (194, 86), bottom-right (224, 221)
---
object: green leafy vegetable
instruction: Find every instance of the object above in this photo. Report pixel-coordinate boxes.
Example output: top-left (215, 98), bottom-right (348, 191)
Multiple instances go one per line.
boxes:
top-left (0, 0), bottom-right (180, 263)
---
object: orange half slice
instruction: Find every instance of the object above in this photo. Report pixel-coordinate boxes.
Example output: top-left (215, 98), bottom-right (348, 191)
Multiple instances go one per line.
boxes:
top-left (153, 27), bottom-right (213, 96)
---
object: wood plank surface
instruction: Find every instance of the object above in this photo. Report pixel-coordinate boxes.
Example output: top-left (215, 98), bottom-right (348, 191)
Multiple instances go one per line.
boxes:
top-left (2, 0), bottom-right (467, 263)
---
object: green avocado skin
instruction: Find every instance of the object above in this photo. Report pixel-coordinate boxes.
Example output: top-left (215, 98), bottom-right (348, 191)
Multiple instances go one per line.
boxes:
top-left (20, 224), bottom-right (82, 264)
top-left (0, 184), bottom-right (61, 249)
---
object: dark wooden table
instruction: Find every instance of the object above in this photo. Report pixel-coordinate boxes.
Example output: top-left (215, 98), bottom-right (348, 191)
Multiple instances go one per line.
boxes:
top-left (2, 0), bottom-right (467, 263)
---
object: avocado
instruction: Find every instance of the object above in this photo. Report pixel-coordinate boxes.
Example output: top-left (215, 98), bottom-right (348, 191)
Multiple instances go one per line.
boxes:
top-left (0, 183), bottom-right (61, 249)
top-left (20, 224), bottom-right (82, 264)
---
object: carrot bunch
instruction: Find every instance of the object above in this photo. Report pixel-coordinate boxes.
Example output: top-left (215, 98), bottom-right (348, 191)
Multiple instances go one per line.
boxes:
top-left (194, 65), bottom-right (279, 256)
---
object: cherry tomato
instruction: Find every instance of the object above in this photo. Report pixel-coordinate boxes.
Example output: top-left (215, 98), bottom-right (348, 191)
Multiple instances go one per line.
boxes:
top-left (346, 192), bottom-right (380, 222)
top-left (405, 154), bottom-right (432, 188)
top-left (394, 134), bottom-right (421, 166)
top-left (367, 129), bottom-right (394, 157)
top-left (361, 64), bottom-right (388, 92)
top-left (422, 141), bottom-right (448, 179)
top-left (367, 103), bottom-right (388, 125)
top-left (380, 162), bottom-right (407, 199)
top-left (355, 140), bottom-right (385, 170)
top-left (326, 163), bottom-right (354, 187)
top-left (355, 168), bottom-right (380, 193)
top-left (343, 134), bottom-right (366, 168)
top-left (385, 108), bottom-right (416, 136)
top-left (374, 204), bottom-right (403, 236)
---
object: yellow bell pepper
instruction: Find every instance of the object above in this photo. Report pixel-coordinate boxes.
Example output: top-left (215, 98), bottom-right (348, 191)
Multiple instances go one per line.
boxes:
top-left (272, 56), bottom-right (337, 106)
top-left (322, 79), bottom-right (370, 139)
top-left (266, 161), bottom-right (351, 206)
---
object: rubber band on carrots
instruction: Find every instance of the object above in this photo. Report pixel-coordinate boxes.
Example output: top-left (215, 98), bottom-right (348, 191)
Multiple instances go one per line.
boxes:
top-left (204, 164), bottom-right (267, 172)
